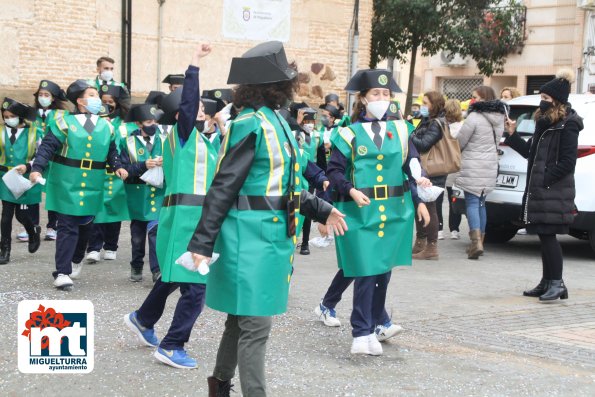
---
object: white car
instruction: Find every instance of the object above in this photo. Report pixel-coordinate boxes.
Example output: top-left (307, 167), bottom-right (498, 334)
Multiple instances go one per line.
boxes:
top-left (452, 94), bottom-right (595, 252)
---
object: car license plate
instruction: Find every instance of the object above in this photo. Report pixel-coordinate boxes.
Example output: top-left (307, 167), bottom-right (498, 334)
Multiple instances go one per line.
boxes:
top-left (496, 173), bottom-right (519, 188)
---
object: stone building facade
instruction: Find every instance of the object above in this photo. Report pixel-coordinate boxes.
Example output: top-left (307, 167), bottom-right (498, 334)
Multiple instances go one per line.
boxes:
top-left (0, 0), bottom-right (373, 106)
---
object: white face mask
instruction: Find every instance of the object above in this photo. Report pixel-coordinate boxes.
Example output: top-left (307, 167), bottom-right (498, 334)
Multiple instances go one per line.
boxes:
top-left (100, 70), bottom-right (114, 82)
top-left (38, 96), bottom-right (52, 108)
top-left (364, 99), bottom-right (390, 120)
top-left (302, 124), bottom-right (314, 134)
top-left (4, 117), bottom-right (19, 128)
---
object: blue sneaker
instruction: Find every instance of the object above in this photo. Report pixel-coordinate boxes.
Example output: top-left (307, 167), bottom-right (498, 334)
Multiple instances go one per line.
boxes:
top-left (314, 302), bottom-right (341, 327)
top-left (154, 347), bottom-right (198, 369)
top-left (123, 312), bottom-right (159, 347)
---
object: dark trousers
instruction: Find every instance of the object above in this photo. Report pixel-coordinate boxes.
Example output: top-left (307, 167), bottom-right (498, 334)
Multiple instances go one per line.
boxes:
top-left (539, 234), bottom-right (563, 280)
top-left (1, 201), bottom-right (36, 244)
top-left (87, 222), bottom-right (122, 252)
top-left (436, 192), bottom-right (445, 232)
top-left (213, 314), bottom-right (272, 397)
top-left (53, 214), bottom-right (93, 278)
top-left (47, 210), bottom-right (58, 230)
top-left (415, 200), bottom-right (439, 243)
top-left (301, 187), bottom-right (315, 245)
top-left (130, 220), bottom-right (159, 274)
top-left (351, 271), bottom-right (392, 337)
top-left (322, 269), bottom-right (390, 327)
top-left (26, 203), bottom-right (40, 226)
top-left (446, 187), bottom-right (462, 232)
top-left (136, 280), bottom-right (206, 350)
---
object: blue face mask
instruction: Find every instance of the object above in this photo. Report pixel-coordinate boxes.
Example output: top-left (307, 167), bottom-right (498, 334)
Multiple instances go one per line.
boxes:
top-left (84, 97), bottom-right (103, 114)
top-left (419, 106), bottom-right (430, 118)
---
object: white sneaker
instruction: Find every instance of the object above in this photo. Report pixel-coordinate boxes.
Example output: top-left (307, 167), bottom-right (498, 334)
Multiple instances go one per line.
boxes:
top-left (438, 230), bottom-right (444, 240)
top-left (103, 250), bottom-right (117, 260)
top-left (350, 335), bottom-right (371, 355)
top-left (517, 228), bottom-right (527, 235)
top-left (54, 274), bottom-right (73, 288)
top-left (367, 334), bottom-right (383, 355)
top-left (86, 251), bottom-right (100, 264)
top-left (313, 302), bottom-right (341, 327)
top-left (450, 230), bottom-right (460, 240)
top-left (45, 228), bottom-right (57, 241)
top-left (375, 323), bottom-right (404, 342)
top-left (309, 237), bottom-right (329, 248)
top-left (17, 231), bottom-right (29, 242)
top-left (71, 262), bottom-right (83, 279)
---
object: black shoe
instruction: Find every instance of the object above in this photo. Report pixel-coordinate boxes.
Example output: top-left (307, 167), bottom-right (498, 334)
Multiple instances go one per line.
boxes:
top-left (130, 268), bottom-right (143, 282)
top-left (523, 278), bottom-right (549, 297)
top-left (539, 279), bottom-right (568, 302)
top-left (152, 271), bottom-right (161, 283)
top-left (0, 240), bottom-right (11, 264)
top-left (207, 376), bottom-right (234, 397)
top-left (300, 244), bottom-right (310, 255)
top-left (28, 226), bottom-right (42, 254)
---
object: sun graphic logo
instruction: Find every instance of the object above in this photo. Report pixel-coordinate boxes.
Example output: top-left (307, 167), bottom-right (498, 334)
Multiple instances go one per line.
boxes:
top-left (18, 300), bottom-right (94, 373)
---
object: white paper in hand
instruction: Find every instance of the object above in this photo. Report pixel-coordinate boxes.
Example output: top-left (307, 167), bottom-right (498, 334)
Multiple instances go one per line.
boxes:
top-left (2, 169), bottom-right (33, 199)
top-left (418, 185), bottom-right (445, 203)
top-left (175, 252), bottom-right (220, 276)
top-left (140, 166), bottom-right (164, 188)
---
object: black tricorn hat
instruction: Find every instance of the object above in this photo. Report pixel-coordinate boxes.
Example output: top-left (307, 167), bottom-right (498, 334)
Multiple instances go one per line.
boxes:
top-left (385, 100), bottom-right (402, 119)
top-left (35, 80), bottom-right (67, 101)
top-left (345, 69), bottom-right (401, 93)
top-left (325, 93), bottom-right (339, 104)
top-left (145, 91), bottom-right (166, 106)
top-left (162, 74), bottom-right (185, 85)
top-left (201, 98), bottom-right (218, 117)
top-left (159, 89), bottom-right (183, 125)
top-left (227, 41), bottom-right (297, 85)
top-left (125, 104), bottom-right (162, 123)
top-left (2, 97), bottom-right (37, 121)
top-left (202, 89), bottom-right (233, 112)
top-left (289, 101), bottom-right (308, 118)
top-left (66, 79), bottom-right (98, 104)
top-left (99, 84), bottom-right (123, 99)
top-left (322, 104), bottom-right (341, 119)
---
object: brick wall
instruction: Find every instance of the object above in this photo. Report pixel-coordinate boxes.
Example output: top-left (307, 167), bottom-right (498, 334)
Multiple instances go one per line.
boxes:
top-left (0, 0), bottom-right (372, 108)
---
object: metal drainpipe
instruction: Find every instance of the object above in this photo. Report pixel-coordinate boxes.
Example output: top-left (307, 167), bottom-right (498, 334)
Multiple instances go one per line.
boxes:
top-left (127, 0), bottom-right (132, 90)
top-left (121, 0), bottom-right (127, 85)
top-left (348, 0), bottom-right (359, 113)
top-left (157, 0), bottom-right (166, 89)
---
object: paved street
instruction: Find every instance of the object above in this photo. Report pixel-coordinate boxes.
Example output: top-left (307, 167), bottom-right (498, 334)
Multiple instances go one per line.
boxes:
top-left (1, 209), bottom-right (594, 396)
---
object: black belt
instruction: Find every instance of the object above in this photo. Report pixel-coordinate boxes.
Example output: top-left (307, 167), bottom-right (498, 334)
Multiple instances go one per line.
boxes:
top-left (0, 165), bottom-right (12, 172)
top-left (125, 177), bottom-right (146, 185)
top-left (52, 154), bottom-right (106, 170)
top-left (333, 182), bottom-right (410, 202)
top-left (163, 193), bottom-right (205, 207)
top-left (233, 195), bottom-right (290, 211)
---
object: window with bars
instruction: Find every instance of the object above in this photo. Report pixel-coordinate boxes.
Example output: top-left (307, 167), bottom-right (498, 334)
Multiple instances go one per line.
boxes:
top-left (441, 78), bottom-right (484, 100)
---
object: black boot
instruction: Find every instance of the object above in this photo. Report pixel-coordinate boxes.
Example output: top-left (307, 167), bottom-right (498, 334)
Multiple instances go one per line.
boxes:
top-left (539, 279), bottom-right (568, 301)
top-left (523, 278), bottom-right (550, 297)
top-left (28, 225), bottom-right (42, 254)
top-left (207, 376), bottom-right (234, 397)
top-left (300, 242), bottom-right (310, 255)
top-left (0, 240), bottom-right (11, 264)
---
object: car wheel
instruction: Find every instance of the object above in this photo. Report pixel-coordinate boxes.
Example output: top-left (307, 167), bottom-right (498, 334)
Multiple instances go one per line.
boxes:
top-left (484, 225), bottom-right (518, 244)
top-left (589, 231), bottom-right (595, 253)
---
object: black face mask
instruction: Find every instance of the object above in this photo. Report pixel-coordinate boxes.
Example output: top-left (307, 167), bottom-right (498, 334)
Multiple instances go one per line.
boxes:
top-left (143, 124), bottom-right (158, 136)
top-left (194, 120), bottom-right (206, 132)
top-left (539, 100), bottom-right (553, 113)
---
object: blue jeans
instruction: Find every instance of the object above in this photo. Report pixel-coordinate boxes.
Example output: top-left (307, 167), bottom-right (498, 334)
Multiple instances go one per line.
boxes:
top-left (464, 192), bottom-right (486, 233)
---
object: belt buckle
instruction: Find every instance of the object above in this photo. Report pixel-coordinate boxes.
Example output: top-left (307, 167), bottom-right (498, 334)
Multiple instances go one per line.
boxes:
top-left (293, 191), bottom-right (301, 211)
top-left (105, 166), bottom-right (114, 175)
top-left (374, 184), bottom-right (388, 200)
top-left (80, 159), bottom-right (93, 170)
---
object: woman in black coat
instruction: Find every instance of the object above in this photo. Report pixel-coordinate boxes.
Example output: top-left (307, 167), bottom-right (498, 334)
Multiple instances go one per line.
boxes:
top-left (410, 91), bottom-right (447, 260)
top-left (505, 69), bottom-right (582, 302)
